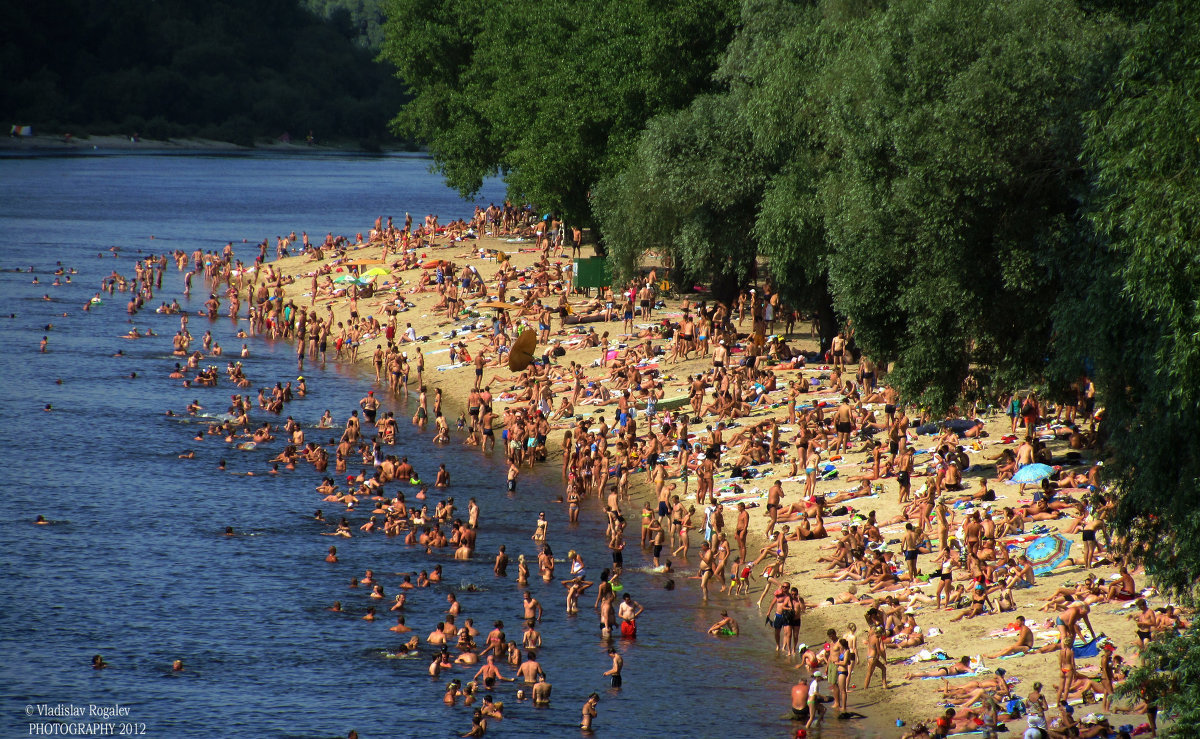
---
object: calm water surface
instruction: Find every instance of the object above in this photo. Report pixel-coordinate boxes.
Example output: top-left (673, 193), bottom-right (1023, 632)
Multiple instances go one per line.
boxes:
top-left (0, 153), bottom-right (881, 738)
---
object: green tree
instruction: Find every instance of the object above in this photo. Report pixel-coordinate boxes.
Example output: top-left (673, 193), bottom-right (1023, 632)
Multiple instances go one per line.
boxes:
top-left (1116, 627), bottom-right (1200, 737)
top-left (380, 0), bottom-right (737, 226)
top-left (741, 0), bottom-right (877, 346)
top-left (0, 0), bottom-right (404, 144)
top-left (595, 0), bottom-right (832, 312)
top-left (1073, 0), bottom-right (1200, 603)
top-left (814, 0), bottom-right (1118, 408)
top-left (593, 91), bottom-right (765, 302)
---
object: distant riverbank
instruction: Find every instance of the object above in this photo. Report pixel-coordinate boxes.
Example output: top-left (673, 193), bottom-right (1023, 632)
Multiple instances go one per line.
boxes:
top-left (0, 134), bottom-right (420, 155)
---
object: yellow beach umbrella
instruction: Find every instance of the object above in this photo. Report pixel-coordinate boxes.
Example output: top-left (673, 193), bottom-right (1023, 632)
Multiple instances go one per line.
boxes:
top-left (507, 329), bottom-right (538, 372)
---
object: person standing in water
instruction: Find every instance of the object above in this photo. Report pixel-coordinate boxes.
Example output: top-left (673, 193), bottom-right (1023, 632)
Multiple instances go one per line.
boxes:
top-left (580, 693), bottom-right (598, 732)
top-left (603, 647), bottom-right (623, 688)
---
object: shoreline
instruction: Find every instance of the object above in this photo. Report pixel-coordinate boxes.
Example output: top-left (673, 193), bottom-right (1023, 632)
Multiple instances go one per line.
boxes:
top-left (0, 133), bottom-right (421, 156)
top-left (246, 227), bottom-right (1150, 735)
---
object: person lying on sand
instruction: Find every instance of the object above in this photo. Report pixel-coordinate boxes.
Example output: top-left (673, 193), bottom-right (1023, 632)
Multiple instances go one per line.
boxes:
top-left (904, 655), bottom-right (972, 680)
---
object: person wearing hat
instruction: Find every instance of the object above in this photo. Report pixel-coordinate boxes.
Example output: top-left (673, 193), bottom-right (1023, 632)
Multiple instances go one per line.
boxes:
top-left (804, 670), bottom-right (826, 729)
top-left (1023, 715), bottom-right (1048, 739)
top-left (1078, 713), bottom-right (1113, 739)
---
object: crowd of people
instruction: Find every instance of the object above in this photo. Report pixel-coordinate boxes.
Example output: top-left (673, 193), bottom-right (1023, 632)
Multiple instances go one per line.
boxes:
top-left (57, 203), bottom-right (1183, 738)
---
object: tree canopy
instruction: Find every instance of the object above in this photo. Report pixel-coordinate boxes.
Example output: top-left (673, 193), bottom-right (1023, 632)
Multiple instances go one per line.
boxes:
top-left (380, 0), bottom-right (738, 225)
top-left (1071, 0), bottom-right (1200, 603)
top-left (595, 0), bottom-right (1121, 410)
top-left (0, 0), bottom-right (405, 145)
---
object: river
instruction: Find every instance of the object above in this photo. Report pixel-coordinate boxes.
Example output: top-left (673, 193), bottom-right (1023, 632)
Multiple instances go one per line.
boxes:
top-left (0, 151), bottom-right (883, 738)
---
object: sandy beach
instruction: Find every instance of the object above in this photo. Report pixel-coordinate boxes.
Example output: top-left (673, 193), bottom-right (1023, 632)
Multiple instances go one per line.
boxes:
top-left (255, 222), bottom-right (1154, 733)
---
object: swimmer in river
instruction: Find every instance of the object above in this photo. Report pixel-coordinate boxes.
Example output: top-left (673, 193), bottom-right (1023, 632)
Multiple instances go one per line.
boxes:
top-left (328, 601), bottom-right (343, 613)
top-left (532, 677), bottom-right (552, 706)
top-left (35, 515), bottom-right (49, 525)
top-left (326, 546), bottom-right (338, 563)
top-left (390, 615), bottom-right (411, 633)
top-left (92, 655), bottom-right (108, 670)
top-left (172, 660), bottom-right (184, 672)
top-left (224, 527), bottom-right (235, 536)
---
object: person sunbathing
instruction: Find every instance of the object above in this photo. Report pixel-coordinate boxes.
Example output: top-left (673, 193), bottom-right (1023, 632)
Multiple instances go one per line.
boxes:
top-left (904, 655), bottom-right (973, 680)
top-left (892, 614), bottom-right (926, 648)
top-left (997, 507), bottom-right (1026, 538)
top-left (947, 479), bottom-right (996, 506)
top-left (1105, 563), bottom-right (1138, 601)
top-left (988, 616), bottom-right (1036, 658)
top-left (946, 675), bottom-right (1012, 709)
top-left (827, 480), bottom-right (878, 505)
top-left (864, 552), bottom-right (904, 592)
top-left (781, 494), bottom-right (827, 523)
top-left (814, 550), bottom-right (868, 581)
top-left (1021, 497), bottom-right (1065, 522)
top-left (793, 512), bottom-right (828, 541)
top-left (815, 537), bottom-right (852, 567)
top-left (939, 669), bottom-right (1010, 697)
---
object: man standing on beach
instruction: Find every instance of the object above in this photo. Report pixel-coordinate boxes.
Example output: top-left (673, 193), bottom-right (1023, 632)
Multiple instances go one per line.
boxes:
top-left (830, 332), bottom-right (846, 372)
top-left (863, 626), bottom-right (889, 689)
top-left (474, 350), bottom-right (486, 391)
top-left (766, 480), bottom-right (784, 538)
top-left (736, 501), bottom-right (749, 563)
top-left (834, 397), bottom-right (854, 455)
top-left (901, 523), bottom-right (920, 580)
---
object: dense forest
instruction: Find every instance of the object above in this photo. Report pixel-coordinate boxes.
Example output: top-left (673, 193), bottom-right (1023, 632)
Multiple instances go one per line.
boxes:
top-left (383, 0), bottom-right (1200, 725)
top-left (0, 0), bottom-right (404, 146)
top-left (302, 0), bottom-right (386, 49)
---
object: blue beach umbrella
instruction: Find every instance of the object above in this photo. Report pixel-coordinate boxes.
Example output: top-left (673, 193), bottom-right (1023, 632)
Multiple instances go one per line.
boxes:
top-left (1024, 534), bottom-right (1073, 575)
top-left (1009, 463), bottom-right (1055, 484)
